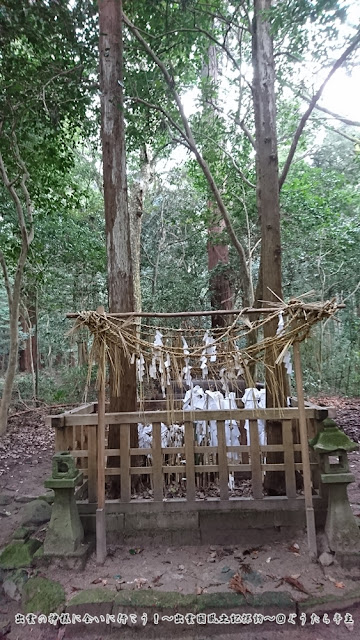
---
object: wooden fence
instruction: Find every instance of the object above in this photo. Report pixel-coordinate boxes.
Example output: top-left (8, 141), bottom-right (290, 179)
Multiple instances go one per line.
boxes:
top-left (49, 402), bottom-right (328, 504)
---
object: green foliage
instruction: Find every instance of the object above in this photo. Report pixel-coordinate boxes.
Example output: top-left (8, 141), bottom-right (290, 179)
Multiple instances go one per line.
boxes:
top-left (141, 170), bottom-right (209, 315)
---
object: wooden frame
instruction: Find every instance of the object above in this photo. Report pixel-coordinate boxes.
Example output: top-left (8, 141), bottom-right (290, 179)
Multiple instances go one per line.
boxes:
top-left (50, 403), bottom-right (326, 507)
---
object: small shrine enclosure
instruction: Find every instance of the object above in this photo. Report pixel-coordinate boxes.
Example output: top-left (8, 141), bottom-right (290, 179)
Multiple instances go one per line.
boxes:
top-left (50, 300), bottom-right (340, 561)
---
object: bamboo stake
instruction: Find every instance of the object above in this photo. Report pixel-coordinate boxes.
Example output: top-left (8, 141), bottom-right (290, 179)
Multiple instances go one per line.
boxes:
top-left (293, 341), bottom-right (317, 558)
top-left (96, 306), bottom-right (107, 565)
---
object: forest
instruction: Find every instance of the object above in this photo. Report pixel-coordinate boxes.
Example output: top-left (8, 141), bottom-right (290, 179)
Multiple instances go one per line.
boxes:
top-left (0, 0), bottom-right (360, 435)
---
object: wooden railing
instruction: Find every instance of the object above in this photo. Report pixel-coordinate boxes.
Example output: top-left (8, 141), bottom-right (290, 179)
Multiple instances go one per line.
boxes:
top-left (49, 402), bottom-right (328, 504)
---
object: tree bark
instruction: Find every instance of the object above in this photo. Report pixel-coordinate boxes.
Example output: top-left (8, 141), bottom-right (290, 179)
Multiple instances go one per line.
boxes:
top-left (202, 45), bottom-right (233, 328)
top-left (98, 0), bottom-right (137, 489)
top-left (0, 139), bottom-right (34, 435)
top-left (0, 271), bottom-right (23, 434)
top-left (208, 217), bottom-right (233, 328)
top-left (129, 144), bottom-right (152, 315)
top-left (252, 0), bottom-right (288, 493)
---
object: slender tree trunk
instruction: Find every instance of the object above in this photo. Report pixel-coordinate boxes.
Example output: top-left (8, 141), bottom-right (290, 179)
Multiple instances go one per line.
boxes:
top-left (98, 0), bottom-right (137, 493)
top-left (0, 255), bottom-right (27, 434)
top-left (0, 135), bottom-right (34, 434)
top-left (129, 144), bottom-right (152, 314)
top-left (202, 45), bottom-right (233, 328)
top-left (252, 0), bottom-right (288, 493)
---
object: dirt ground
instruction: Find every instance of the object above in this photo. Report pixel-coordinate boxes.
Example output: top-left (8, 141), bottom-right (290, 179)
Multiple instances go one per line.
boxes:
top-left (1, 397), bottom-right (360, 639)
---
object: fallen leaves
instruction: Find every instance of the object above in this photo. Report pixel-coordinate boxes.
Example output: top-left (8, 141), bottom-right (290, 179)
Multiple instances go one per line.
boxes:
top-left (243, 546), bottom-right (262, 558)
top-left (152, 574), bottom-right (163, 587)
top-left (196, 586), bottom-right (207, 595)
top-left (91, 577), bottom-right (107, 586)
top-left (281, 576), bottom-right (310, 595)
top-left (229, 573), bottom-right (252, 597)
top-left (0, 409), bottom-right (55, 477)
top-left (325, 574), bottom-right (345, 587)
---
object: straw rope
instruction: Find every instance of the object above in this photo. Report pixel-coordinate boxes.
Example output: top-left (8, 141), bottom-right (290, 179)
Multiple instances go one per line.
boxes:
top-left (68, 297), bottom-right (339, 406)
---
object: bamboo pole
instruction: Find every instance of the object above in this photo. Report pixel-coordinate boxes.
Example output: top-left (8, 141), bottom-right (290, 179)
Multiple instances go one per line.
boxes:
top-left (293, 340), bottom-right (317, 558)
top-left (96, 307), bottom-right (107, 565)
top-left (66, 303), bottom-right (344, 320)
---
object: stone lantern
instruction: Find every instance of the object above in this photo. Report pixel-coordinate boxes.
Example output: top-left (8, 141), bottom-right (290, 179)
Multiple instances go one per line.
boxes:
top-left (310, 418), bottom-right (360, 555)
top-left (43, 452), bottom-right (85, 557)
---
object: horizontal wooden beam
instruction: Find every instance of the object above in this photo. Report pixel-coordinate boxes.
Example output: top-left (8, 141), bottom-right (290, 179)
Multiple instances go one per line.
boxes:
top-left (60, 407), bottom-right (315, 426)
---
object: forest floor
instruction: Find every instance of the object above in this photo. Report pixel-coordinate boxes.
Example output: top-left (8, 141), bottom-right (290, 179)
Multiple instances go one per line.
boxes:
top-left (1, 397), bottom-right (360, 639)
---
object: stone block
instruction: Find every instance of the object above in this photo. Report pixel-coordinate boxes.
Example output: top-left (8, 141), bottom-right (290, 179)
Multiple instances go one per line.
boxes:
top-left (44, 488), bottom-right (84, 555)
top-left (66, 588), bottom-right (115, 634)
top-left (22, 577), bottom-right (65, 615)
top-left (3, 569), bottom-right (28, 601)
top-left (12, 526), bottom-right (33, 541)
top-left (0, 539), bottom-right (41, 570)
top-left (20, 499), bottom-right (51, 526)
top-left (124, 510), bottom-right (199, 532)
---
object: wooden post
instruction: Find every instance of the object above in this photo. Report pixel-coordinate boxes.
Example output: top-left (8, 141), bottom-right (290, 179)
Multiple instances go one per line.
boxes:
top-left (152, 422), bottom-right (163, 501)
top-left (282, 419), bottom-right (296, 499)
top-left (293, 341), bottom-right (317, 558)
top-left (87, 426), bottom-right (97, 503)
top-left (120, 424), bottom-right (131, 502)
top-left (249, 419), bottom-right (263, 499)
top-left (184, 421), bottom-right (196, 502)
top-left (217, 420), bottom-right (229, 500)
top-left (96, 307), bottom-right (107, 565)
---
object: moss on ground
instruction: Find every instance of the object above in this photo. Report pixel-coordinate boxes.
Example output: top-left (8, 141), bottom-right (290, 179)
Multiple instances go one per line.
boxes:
top-left (68, 588), bottom-right (116, 606)
top-left (0, 539), bottom-right (41, 569)
top-left (22, 577), bottom-right (65, 615)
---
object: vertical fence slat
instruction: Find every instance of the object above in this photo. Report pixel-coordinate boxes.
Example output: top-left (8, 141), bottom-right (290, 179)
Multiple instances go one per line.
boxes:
top-left (282, 419), bottom-right (296, 499)
top-left (250, 419), bottom-right (263, 499)
top-left (87, 425), bottom-right (97, 502)
top-left (120, 423), bottom-right (131, 502)
top-left (52, 416), bottom-right (65, 451)
top-left (217, 420), bottom-right (229, 500)
top-left (184, 421), bottom-right (196, 502)
top-left (72, 425), bottom-right (77, 451)
top-left (152, 422), bottom-right (163, 501)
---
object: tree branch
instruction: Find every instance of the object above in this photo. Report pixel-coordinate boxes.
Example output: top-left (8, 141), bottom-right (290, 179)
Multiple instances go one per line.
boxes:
top-left (279, 30), bottom-right (360, 190)
top-left (0, 250), bottom-right (12, 308)
top-left (41, 64), bottom-right (84, 118)
top-left (123, 12), bottom-right (251, 295)
top-left (151, 28), bottom-right (242, 73)
top-left (236, 118), bottom-right (256, 149)
top-left (126, 96), bottom-right (191, 145)
top-left (300, 96), bottom-right (360, 127)
top-left (206, 136), bottom-right (256, 188)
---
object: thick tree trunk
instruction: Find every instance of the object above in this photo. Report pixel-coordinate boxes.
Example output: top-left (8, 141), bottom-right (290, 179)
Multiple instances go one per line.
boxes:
top-left (208, 217), bottom-right (233, 328)
top-left (252, 0), bottom-right (288, 493)
top-left (98, 0), bottom-right (137, 493)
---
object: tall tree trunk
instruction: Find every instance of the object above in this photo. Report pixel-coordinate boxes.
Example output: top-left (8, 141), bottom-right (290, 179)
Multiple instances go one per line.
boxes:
top-left (19, 301), bottom-right (37, 398)
top-left (202, 45), bottom-right (233, 328)
top-left (207, 217), bottom-right (233, 328)
top-left (0, 253), bottom-right (29, 434)
top-left (252, 0), bottom-right (288, 493)
top-left (0, 140), bottom-right (34, 434)
top-left (98, 0), bottom-right (137, 492)
top-left (129, 144), bottom-right (152, 315)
